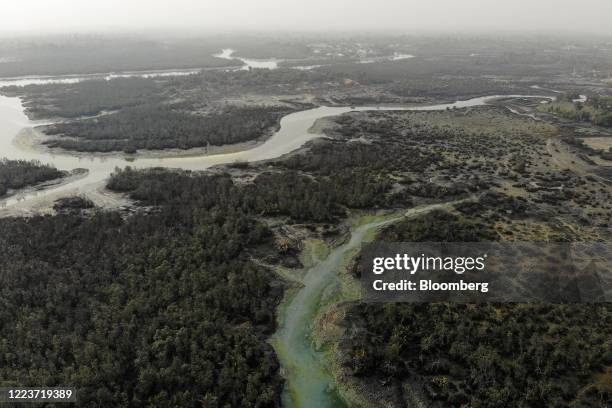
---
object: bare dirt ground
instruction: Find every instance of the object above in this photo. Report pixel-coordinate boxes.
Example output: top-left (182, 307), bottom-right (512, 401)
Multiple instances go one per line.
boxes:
top-left (547, 138), bottom-right (612, 183)
top-left (581, 137), bottom-right (612, 151)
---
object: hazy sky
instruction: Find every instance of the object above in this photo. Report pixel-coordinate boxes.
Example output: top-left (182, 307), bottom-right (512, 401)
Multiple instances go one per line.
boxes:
top-left (1, 0), bottom-right (611, 35)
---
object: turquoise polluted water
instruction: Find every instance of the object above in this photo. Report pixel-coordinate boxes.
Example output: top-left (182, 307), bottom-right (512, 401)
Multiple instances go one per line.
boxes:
top-left (271, 218), bottom-right (394, 408)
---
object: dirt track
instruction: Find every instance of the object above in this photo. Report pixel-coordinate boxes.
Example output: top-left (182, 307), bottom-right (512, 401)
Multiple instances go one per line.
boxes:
top-left (546, 138), bottom-right (612, 184)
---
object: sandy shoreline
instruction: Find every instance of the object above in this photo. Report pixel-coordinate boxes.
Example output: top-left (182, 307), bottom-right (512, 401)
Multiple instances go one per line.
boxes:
top-left (8, 89), bottom-right (316, 161)
top-left (0, 169), bottom-right (90, 216)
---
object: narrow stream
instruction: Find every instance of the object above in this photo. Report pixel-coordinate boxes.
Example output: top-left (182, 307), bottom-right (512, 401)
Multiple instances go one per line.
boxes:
top-left (271, 201), bottom-right (459, 408)
top-left (271, 219), bottom-right (390, 408)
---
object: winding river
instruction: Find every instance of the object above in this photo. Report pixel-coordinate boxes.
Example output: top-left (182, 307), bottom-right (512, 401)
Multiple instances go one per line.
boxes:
top-left (0, 75), bottom-right (551, 212)
top-left (0, 72), bottom-right (553, 406)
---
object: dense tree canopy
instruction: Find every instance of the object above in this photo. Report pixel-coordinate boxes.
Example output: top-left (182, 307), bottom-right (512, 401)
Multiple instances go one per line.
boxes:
top-left (0, 171), bottom-right (285, 407)
top-left (107, 167), bottom-right (390, 222)
top-left (346, 303), bottom-right (611, 407)
top-left (344, 209), bottom-right (611, 407)
top-left (0, 158), bottom-right (405, 406)
top-left (539, 95), bottom-right (612, 128)
top-left (0, 158), bottom-right (64, 197)
top-left (44, 105), bottom-right (292, 152)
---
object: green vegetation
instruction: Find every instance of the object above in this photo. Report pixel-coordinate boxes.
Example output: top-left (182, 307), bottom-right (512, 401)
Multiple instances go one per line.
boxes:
top-left (0, 114), bottom-right (456, 403)
top-left (0, 158), bottom-right (64, 197)
top-left (0, 171), bottom-right (283, 407)
top-left (345, 303), bottom-right (611, 407)
top-left (381, 209), bottom-right (497, 242)
top-left (342, 210), bottom-right (611, 407)
top-left (3, 35), bottom-right (612, 407)
top-left (320, 107), bottom-right (612, 407)
top-left (539, 95), bottom-right (612, 127)
top-left (107, 166), bottom-right (389, 222)
top-left (0, 147), bottom-right (419, 405)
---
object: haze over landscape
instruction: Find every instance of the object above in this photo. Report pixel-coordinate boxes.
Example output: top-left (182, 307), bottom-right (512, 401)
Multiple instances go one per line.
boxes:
top-left (1, 0), bottom-right (612, 35)
top-left (1, 2), bottom-right (611, 408)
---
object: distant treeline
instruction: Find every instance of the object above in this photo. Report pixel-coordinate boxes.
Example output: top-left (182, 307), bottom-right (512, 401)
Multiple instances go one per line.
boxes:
top-left (2, 78), bottom-right (161, 119)
top-left (1, 68), bottom-right (339, 123)
top-left (539, 95), bottom-right (612, 127)
top-left (0, 158), bottom-right (64, 197)
top-left (317, 49), bottom-right (603, 83)
top-left (0, 37), bottom-right (240, 77)
top-left (172, 68), bottom-right (341, 96)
